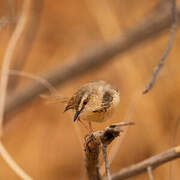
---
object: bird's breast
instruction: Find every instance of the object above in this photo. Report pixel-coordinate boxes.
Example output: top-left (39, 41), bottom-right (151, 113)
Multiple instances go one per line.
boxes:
top-left (80, 107), bottom-right (114, 122)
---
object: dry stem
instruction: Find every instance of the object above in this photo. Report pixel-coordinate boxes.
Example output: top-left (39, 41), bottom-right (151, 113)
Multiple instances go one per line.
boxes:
top-left (85, 122), bottom-right (134, 180)
top-left (147, 166), bottom-right (154, 180)
top-left (111, 146), bottom-right (180, 180)
top-left (84, 127), bottom-right (122, 180)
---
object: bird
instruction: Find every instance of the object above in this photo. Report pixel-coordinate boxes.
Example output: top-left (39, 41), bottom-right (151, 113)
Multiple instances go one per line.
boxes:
top-left (64, 80), bottom-right (120, 132)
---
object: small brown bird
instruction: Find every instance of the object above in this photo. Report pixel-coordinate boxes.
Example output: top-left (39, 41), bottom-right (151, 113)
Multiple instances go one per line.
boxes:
top-left (64, 80), bottom-right (120, 131)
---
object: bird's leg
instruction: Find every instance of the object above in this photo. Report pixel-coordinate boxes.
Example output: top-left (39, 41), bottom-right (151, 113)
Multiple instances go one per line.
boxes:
top-left (77, 117), bottom-right (89, 131)
top-left (88, 121), bottom-right (93, 133)
top-left (77, 118), bottom-right (94, 142)
top-left (83, 121), bottom-right (94, 142)
top-left (77, 117), bottom-right (93, 133)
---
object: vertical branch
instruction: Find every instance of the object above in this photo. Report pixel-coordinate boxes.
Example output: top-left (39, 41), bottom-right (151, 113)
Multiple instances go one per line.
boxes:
top-left (102, 144), bottom-right (111, 180)
top-left (147, 166), bottom-right (154, 180)
top-left (84, 125), bottom-right (125, 180)
top-left (84, 134), bottom-right (102, 180)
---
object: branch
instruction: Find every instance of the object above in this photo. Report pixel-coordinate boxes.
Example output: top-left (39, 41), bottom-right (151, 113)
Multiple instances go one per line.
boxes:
top-left (4, 2), bottom-right (180, 123)
top-left (9, 70), bottom-right (58, 95)
top-left (143, 0), bottom-right (177, 94)
top-left (84, 126), bottom-right (122, 180)
top-left (85, 122), bottom-right (134, 180)
top-left (111, 146), bottom-right (180, 180)
top-left (147, 166), bottom-right (154, 180)
top-left (102, 144), bottom-right (111, 180)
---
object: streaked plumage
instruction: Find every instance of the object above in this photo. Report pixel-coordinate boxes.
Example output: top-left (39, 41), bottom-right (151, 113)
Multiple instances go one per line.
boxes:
top-left (64, 80), bottom-right (120, 124)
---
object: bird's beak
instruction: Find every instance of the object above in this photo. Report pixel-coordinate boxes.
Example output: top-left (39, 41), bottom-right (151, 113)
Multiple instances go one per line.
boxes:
top-left (74, 111), bottom-right (81, 121)
top-left (74, 106), bottom-right (84, 121)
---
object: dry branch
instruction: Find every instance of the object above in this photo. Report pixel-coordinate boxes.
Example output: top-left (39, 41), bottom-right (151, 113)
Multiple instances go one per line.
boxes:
top-left (111, 146), bottom-right (180, 180)
top-left (102, 145), bottom-right (111, 180)
top-left (147, 166), bottom-right (154, 180)
top-left (4, 2), bottom-right (180, 124)
top-left (85, 122), bottom-right (134, 180)
top-left (84, 126), bottom-right (122, 180)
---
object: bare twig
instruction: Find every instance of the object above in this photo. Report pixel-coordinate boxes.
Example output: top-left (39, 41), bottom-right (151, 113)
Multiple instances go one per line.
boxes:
top-left (111, 146), bottom-right (180, 180)
top-left (102, 144), bottom-right (111, 180)
top-left (109, 122), bottom-right (135, 128)
top-left (9, 70), bottom-right (58, 95)
top-left (143, 0), bottom-right (177, 94)
top-left (3, 3), bottom-right (180, 124)
top-left (147, 166), bottom-right (154, 180)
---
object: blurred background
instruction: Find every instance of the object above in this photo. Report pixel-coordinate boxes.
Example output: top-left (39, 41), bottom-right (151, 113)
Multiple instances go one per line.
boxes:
top-left (0, 0), bottom-right (180, 179)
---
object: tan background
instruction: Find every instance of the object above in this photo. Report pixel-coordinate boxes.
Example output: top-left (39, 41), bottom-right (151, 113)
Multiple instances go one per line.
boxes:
top-left (0, 0), bottom-right (180, 179)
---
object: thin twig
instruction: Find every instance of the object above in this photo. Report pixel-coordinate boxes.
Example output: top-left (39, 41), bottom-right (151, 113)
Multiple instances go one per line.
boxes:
top-left (4, 2), bottom-right (180, 123)
top-left (111, 146), bottom-right (180, 180)
top-left (9, 70), bottom-right (58, 95)
top-left (147, 166), bottom-right (154, 180)
top-left (143, 0), bottom-right (177, 94)
top-left (102, 144), bottom-right (111, 180)
top-left (109, 122), bottom-right (135, 128)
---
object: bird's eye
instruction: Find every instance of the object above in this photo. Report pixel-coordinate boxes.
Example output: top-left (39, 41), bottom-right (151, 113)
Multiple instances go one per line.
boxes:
top-left (83, 100), bottom-right (87, 105)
